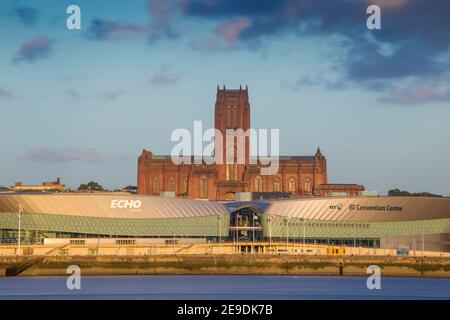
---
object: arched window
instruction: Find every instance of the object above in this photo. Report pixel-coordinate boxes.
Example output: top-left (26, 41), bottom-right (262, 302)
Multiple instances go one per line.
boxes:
top-left (153, 177), bottom-right (159, 194)
top-left (254, 176), bottom-right (263, 192)
top-left (304, 179), bottom-right (311, 193)
top-left (288, 177), bottom-right (296, 192)
top-left (168, 177), bottom-right (175, 192)
top-left (232, 108), bottom-right (238, 127)
top-left (226, 107), bottom-right (238, 128)
top-left (273, 177), bottom-right (280, 192)
top-left (200, 175), bottom-right (208, 198)
top-left (224, 192), bottom-right (235, 201)
top-left (182, 176), bottom-right (188, 194)
top-left (226, 108), bottom-right (232, 127)
top-left (226, 163), bottom-right (237, 181)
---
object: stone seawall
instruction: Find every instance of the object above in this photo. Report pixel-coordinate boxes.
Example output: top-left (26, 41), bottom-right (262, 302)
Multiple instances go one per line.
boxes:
top-left (1, 255), bottom-right (449, 277)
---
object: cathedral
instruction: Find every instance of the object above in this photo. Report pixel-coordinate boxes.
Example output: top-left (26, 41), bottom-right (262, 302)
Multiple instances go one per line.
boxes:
top-left (137, 86), bottom-right (364, 200)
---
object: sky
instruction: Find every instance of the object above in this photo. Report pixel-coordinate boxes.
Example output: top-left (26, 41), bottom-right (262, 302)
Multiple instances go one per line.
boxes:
top-left (0, 0), bottom-right (449, 195)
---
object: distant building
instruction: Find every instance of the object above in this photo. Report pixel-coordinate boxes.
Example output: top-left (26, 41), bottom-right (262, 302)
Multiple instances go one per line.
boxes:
top-left (138, 87), bottom-right (364, 200)
top-left (358, 190), bottom-right (379, 197)
top-left (236, 192), bottom-right (292, 201)
top-left (315, 184), bottom-right (365, 197)
top-left (12, 177), bottom-right (67, 193)
top-left (0, 193), bottom-right (449, 252)
top-left (119, 186), bottom-right (138, 194)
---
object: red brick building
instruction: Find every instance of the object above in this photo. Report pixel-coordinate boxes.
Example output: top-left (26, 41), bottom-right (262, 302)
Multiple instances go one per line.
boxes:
top-left (138, 87), bottom-right (364, 200)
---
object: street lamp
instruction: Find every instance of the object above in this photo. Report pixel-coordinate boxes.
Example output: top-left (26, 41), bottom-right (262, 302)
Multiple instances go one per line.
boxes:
top-left (268, 215), bottom-right (273, 250)
top-left (17, 203), bottom-right (23, 256)
top-left (285, 217), bottom-right (289, 254)
top-left (217, 214), bottom-right (223, 254)
top-left (302, 218), bottom-right (306, 254)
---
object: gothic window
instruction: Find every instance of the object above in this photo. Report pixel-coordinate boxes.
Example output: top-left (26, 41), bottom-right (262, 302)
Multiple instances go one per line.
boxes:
top-left (304, 179), bottom-right (311, 193)
top-left (224, 192), bottom-right (235, 201)
top-left (168, 177), bottom-right (175, 192)
top-left (274, 177), bottom-right (280, 192)
top-left (232, 108), bottom-right (238, 127)
top-left (200, 175), bottom-right (208, 198)
top-left (226, 108), bottom-right (232, 127)
top-left (182, 177), bottom-right (188, 194)
top-left (288, 177), bottom-right (296, 192)
top-left (226, 163), bottom-right (236, 181)
top-left (226, 107), bottom-right (238, 128)
top-left (254, 176), bottom-right (263, 192)
top-left (153, 177), bottom-right (159, 194)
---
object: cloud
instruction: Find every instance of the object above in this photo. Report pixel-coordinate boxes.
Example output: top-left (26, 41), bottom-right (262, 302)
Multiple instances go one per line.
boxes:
top-left (282, 74), bottom-right (347, 92)
top-left (191, 17), bottom-right (252, 51)
top-left (381, 85), bottom-right (450, 105)
top-left (66, 89), bottom-right (80, 99)
top-left (12, 36), bottom-right (53, 64)
top-left (12, 6), bottom-right (40, 26)
top-left (103, 89), bottom-right (127, 101)
top-left (86, 19), bottom-right (150, 41)
top-left (215, 17), bottom-right (251, 44)
top-left (0, 87), bottom-right (14, 100)
top-left (19, 147), bottom-right (131, 163)
top-left (85, 0), bottom-right (185, 42)
top-left (150, 66), bottom-right (183, 86)
top-left (182, 0), bottom-right (450, 90)
top-left (146, 0), bottom-right (185, 39)
top-left (369, 0), bottom-right (410, 9)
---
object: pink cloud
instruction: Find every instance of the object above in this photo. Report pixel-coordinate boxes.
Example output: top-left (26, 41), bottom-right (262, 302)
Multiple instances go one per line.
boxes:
top-left (12, 36), bottom-right (53, 64)
top-left (368, 0), bottom-right (410, 9)
top-left (19, 147), bottom-right (130, 163)
top-left (215, 18), bottom-right (252, 45)
top-left (384, 85), bottom-right (450, 105)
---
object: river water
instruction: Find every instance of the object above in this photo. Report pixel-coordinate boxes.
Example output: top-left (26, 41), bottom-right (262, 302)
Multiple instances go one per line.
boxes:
top-left (0, 275), bottom-right (449, 300)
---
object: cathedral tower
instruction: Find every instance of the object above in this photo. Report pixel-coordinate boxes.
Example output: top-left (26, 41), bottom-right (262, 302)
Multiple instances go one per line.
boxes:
top-left (214, 85), bottom-right (251, 183)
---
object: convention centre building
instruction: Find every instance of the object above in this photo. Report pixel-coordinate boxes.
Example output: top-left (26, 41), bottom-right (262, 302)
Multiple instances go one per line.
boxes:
top-left (0, 193), bottom-right (449, 252)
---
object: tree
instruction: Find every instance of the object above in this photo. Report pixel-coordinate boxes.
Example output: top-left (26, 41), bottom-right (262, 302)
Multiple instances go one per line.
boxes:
top-left (388, 188), bottom-right (442, 197)
top-left (78, 181), bottom-right (103, 191)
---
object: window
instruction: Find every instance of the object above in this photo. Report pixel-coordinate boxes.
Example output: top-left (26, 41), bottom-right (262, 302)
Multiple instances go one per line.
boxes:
top-left (226, 163), bottom-right (237, 181)
top-left (116, 239), bottom-right (136, 245)
top-left (226, 108), bottom-right (232, 127)
top-left (168, 177), bottom-right (175, 192)
top-left (226, 107), bottom-right (238, 128)
top-left (254, 176), bottom-right (263, 192)
top-left (224, 192), bottom-right (235, 201)
top-left (304, 179), bottom-right (311, 193)
top-left (153, 177), bottom-right (159, 194)
top-left (200, 175), bottom-right (208, 198)
top-left (288, 177), bottom-right (296, 192)
top-left (274, 177), bottom-right (280, 192)
top-left (182, 177), bottom-right (188, 193)
top-left (232, 108), bottom-right (238, 127)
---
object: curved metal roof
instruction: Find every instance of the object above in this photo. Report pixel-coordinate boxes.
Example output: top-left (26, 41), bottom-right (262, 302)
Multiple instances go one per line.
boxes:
top-left (0, 194), bottom-right (449, 222)
top-left (0, 193), bottom-right (228, 219)
top-left (265, 196), bottom-right (450, 222)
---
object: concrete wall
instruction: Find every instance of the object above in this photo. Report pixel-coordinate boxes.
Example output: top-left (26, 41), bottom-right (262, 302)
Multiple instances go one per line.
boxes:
top-left (1, 242), bottom-right (449, 258)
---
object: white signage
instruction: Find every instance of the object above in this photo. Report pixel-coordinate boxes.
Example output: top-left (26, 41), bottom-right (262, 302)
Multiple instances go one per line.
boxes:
top-left (111, 199), bottom-right (142, 209)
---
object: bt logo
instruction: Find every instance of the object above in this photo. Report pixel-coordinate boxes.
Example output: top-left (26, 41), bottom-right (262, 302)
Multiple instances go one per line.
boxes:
top-left (111, 200), bottom-right (142, 209)
top-left (329, 203), bottom-right (343, 210)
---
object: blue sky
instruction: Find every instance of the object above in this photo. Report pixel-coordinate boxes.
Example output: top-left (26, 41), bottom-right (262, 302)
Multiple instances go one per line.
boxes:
top-left (0, 0), bottom-right (449, 194)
